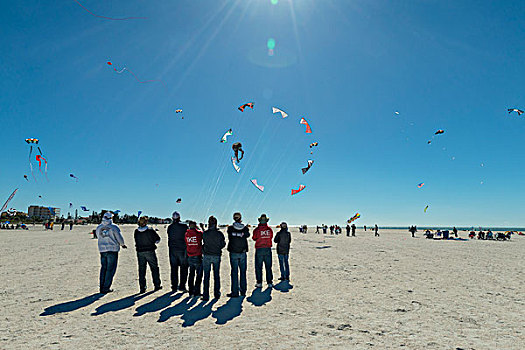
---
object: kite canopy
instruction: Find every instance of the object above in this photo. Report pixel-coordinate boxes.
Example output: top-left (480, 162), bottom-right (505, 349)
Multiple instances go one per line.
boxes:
top-left (291, 184), bottom-right (306, 195)
top-left (25, 138), bottom-right (39, 144)
top-left (435, 129), bottom-right (444, 135)
top-left (238, 102), bottom-right (254, 112)
top-left (417, 183), bottom-right (424, 188)
top-left (220, 129), bottom-right (233, 143)
top-left (251, 179), bottom-right (264, 192)
top-left (231, 157), bottom-right (240, 173)
top-left (302, 160), bottom-right (314, 174)
top-left (175, 109), bottom-right (182, 113)
top-left (300, 118), bottom-right (312, 133)
top-left (272, 107), bottom-right (288, 118)
top-left (347, 213), bottom-right (360, 223)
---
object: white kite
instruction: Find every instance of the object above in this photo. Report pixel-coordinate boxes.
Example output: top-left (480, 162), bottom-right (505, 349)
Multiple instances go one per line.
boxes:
top-left (250, 179), bottom-right (264, 192)
top-left (272, 107), bottom-right (288, 118)
top-left (221, 129), bottom-right (233, 143)
top-left (231, 157), bottom-right (240, 173)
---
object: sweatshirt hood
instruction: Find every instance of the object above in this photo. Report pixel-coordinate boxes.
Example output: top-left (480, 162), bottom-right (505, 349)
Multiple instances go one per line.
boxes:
top-left (137, 226), bottom-right (149, 232)
top-left (233, 222), bottom-right (245, 230)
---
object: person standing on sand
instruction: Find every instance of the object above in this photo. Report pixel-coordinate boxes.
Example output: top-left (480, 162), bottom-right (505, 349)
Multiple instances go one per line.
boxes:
top-left (70, 222), bottom-right (73, 230)
top-left (134, 216), bottom-right (162, 293)
top-left (96, 212), bottom-right (126, 294)
top-left (185, 221), bottom-right (203, 297)
top-left (346, 224), bottom-right (350, 237)
top-left (274, 222), bottom-right (291, 282)
top-left (364, 225), bottom-right (367, 231)
top-left (322, 225), bottom-right (327, 234)
top-left (316, 226), bottom-right (320, 234)
top-left (252, 214), bottom-right (274, 288)
top-left (167, 212), bottom-right (189, 292)
top-left (351, 224), bottom-right (356, 236)
top-left (202, 216), bottom-right (226, 301)
top-left (61, 222), bottom-right (65, 230)
top-left (374, 224), bottom-right (379, 237)
top-left (409, 226), bottom-right (417, 237)
top-left (453, 227), bottom-right (458, 238)
top-left (227, 212), bottom-right (250, 298)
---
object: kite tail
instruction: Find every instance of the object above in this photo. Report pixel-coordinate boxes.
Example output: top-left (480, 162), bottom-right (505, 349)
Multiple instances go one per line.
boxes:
top-left (37, 146), bottom-right (42, 155)
top-left (30, 162), bottom-right (37, 182)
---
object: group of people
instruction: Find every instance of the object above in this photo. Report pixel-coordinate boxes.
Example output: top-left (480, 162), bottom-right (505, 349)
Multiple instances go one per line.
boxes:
top-left (315, 224), bottom-right (379, 236)
top-left (95, 211), bottom-right (292, 302)
top-left (0, 223), bottom-right (27, 230)
top-left (468, 229), bottom-right (511, 240)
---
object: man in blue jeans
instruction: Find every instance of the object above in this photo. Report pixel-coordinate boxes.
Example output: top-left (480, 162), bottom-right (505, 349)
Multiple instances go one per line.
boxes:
top-left (201, 216), bottom-right (226, 301)
top-left (167, 211), bottom-right (189, 292)
top-left (274, 222), bottom-right (292, 281)
top-left (96, 212), bottom-right (127, 294)
top-left (252, 214), bottom-right (273, 288)
top-left (226, 212), bottom-right (250, 298)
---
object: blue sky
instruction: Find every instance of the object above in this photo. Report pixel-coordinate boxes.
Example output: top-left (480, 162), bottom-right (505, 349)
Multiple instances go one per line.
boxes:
top-left (1, 0), bottom-right (524, 226)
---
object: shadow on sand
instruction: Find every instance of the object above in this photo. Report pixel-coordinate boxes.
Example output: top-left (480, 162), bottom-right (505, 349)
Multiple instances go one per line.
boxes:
top-left (134, 291), bottom-right (183, 317)
top-left (273, 281), bottom-right (293, 293)
top-left (40, 293), bottom-right (104, 316)
top-left (157, 296), bottom-right (198, 323)
top-left (247, 287), bottom-right (272, 307)
top-left (315, 246), bottom-right (332, 249)
top-left (181, 299), bottom-right (218, 327)
top-left (91, 291), bottom-right (154, 316)
top-left (212, 296), bottom-right (245, 325)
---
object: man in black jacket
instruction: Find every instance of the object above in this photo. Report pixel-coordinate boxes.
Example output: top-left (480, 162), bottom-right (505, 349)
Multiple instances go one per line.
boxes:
top-left (167, 211), bottom-right (189, 292)
top-left (226, 212), bottom-right (250, 298)
top-left (201, 216), bottom-right (226, 301)
top-left (274, 222), bottom-right (292, 281)
top-left (134, 217), bottom-right (162, 293)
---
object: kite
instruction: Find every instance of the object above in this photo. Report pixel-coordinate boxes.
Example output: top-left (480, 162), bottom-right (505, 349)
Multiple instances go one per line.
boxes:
top-left (23, 175), bottom-right (28, 181)
top-left (36, 155), bottom-right (48, 178)
top-left (417, 183), bottom-right (424, 188)
top-left (69, 203), bottom-right (73, 209)
top-left (232, 142), bottom-right (244, 162)
top-left (112, 210), bottom-right (120, 215)
top-left (424, 205), bottom-right (429, 213)
top-left (138, 210), bottom-right (142, 218)
top-left (26, 138), bottom-right (43, 180)
top-left (291, 184), bottom-right (306, 195)
top-left (73, 0), bottom-right (147, 21)
top-left (300, 118), bottom-right (312, 133)
top-left (301, 160), bottom-right (314, 174)
top-left (107, 61), bottom-right (164, 85)
top-left (70, 174), bottom-right (79, 182)
top-left (309, 142), bottom-right (318, 148)
top-left (81, 206), bottom-right (89, 211)
top-left (395, 111), bottom-right (400, 115)
top-left (508, 108), bottom-right (524, 116)
top-left (0, 188), bottom-right (18, 213)
top-left (176, 198), bottom-right (182, 203)
top-left (347, 213), bottom-right (360, 224)
top-left (427, 140), bottom-right (432, 144)
top-left (220, 129), bottom-right (233, 143)
top-left (231, 157), bottom-right (240, 173)
top-left (272, 107), bottom-right (288, 118)
top-left (238, 102), bottom-right (254, 112)
top-left (175, 109), bottom-right (182, 113)
top-left (38, 195), bottom-right (43, 199)
top-left (6, 208), bottom-right (17, 217)
top-left (435, 130), bottom-right (444, 135)
top-left (250, 179), bottom-right (264, 192)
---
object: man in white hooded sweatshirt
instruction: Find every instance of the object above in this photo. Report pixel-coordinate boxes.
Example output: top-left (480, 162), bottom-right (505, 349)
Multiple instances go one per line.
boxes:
top-left (96, 212), bottom-right (126, 294)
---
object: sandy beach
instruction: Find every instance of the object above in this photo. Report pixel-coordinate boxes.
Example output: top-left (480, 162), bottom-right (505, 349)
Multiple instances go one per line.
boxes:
top-left (0, 225), bottom-right (523, 349)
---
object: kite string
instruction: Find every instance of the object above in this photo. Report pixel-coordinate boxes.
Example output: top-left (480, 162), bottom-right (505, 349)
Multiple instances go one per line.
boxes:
top-left (73, 0), bottom-right (147, 21)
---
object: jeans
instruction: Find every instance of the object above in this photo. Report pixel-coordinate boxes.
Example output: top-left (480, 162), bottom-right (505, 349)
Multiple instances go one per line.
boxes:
top-left (229, 252), bottom-right (247, 296)
top-left (202, 255), bottom-right (221, 299)
top-left (100, 251), bottom-right (118, 292)
top-left (188, 256), bottom-right (203, 295)
top-left (255, 248), bottom-right (273, 284)
top-left (169, 249), bottom-right (188, 290)
top-left (278, 254), bottom-right (290, 279)
top-left (137, 250), bottom-right (162, 290)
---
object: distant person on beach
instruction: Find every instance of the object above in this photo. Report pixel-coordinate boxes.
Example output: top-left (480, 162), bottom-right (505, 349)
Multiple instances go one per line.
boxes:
top-left (409, 226), bottom-right (417, 237)
top-left (322, 225), bottom-right (327, 234)
top-left (364, 225), bottom-right (367, 231)
top-left (134, 216), bottom-right (162, 293)
top-left (486, 229), bottom-right (493, 240)
top-left (96, 212), bottom-right (127, 294)
top-left (227, 212), bottom-right (250, 298)
top-left (351, 224), bottom-right (356, 236)
top-left (185, 221), bottom-right (203, 297)
top-left (252, 214), bottom-right (274, 288)
top-left (274, 222), bottom-right (291, 282)
top-left (69, 222), bottom-right (73, 230)
top-left (374, 224), bottom-right (379, 237)
top-left (330, 225), bottom-right (334, 235)
top-left (202, 216), bottom-right (226, 301)
top-left (316, 226), bottom-right (320, 234)
top-left (167, 211), bottom-right (189, 292)
top-left (453, 227), bottom-right (458, 238)
top-left (346, 224), bottom-right (350, 237)
top-left (61, 222), bottom-right (65, 230)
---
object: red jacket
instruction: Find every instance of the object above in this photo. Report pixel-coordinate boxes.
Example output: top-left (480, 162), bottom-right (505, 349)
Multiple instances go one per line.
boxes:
top-left (185, 229), bottom-right (203, 257)
top-left (252, 224), bottom-right (273, 249)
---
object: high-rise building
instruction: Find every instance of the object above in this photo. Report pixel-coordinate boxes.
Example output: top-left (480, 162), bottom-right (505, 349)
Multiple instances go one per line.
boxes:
top-left (28, 206), bottom-right (61, 220)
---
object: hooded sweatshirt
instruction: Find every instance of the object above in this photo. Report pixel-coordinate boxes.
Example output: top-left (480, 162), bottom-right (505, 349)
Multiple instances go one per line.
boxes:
top-left (167, 221), bottom-right (188, 251)
top-left (134, 226), bottom-right (161, 252)
top-left (96, 218), bottom-right (125, 253)
top-left (274, 229), bottom-right (292, 255)
top-left (185, 228), bottom-right (203, 257)
top-left (203, 227), bottom-right (226, 256)
top-left (227, 222), bottom-right (250, 253)
top-left (252, 224), bottom-right (273, 249)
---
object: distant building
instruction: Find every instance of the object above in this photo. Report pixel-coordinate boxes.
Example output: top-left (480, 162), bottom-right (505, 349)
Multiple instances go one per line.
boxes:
top-left (28, 206), bottom-right (61, 220)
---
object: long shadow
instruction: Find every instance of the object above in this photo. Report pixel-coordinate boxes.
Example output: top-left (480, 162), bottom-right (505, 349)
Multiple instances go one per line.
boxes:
top-left (40, 293), bottom-right (103, 316)
top-left (91, 291), bottom-right (154, 316)
top-left (247, 287), bottom-right (272, 307)
top-left (134, 291), bottom-right (183, 317)
top-left (212, 296), bottom-right (245, 325)
top-left (181, 300), bottom-right (217, 327)
top-left (157, 296), bottom-right (197, 323)
top-left (315, 246), bottom-right (332, 249)
top-left (273, 281), bottom-right (294, 293)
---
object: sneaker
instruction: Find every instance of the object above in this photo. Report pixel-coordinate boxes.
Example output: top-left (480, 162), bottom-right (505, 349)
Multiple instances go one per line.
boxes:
top-left (226, 293), bottom-right (239, 298)
top-left (139, 288), bottom-right (146, 294)
top-left (189, 294), bottom-right (194, 298)
top-left (178, 287), bottom-right (188, 293)
top-left (255, 283), bottom-right (263, 288)
top-left (214, 294), bottom-right (221, 300)
top-left (154, 286), bottom-right (163, 292)
top-left (240, 292), bottom-right (246, 297)
top-left (201, 296), bottom-right (210, 301)
top-left (267, 283), bottom-right (273, 288)
top-left (171, 287), bottom-right (178, 293)
top-left (100, 289), bottom-right (113, 294)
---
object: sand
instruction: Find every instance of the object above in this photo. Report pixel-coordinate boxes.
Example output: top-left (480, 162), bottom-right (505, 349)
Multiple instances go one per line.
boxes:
top-left (0, 225), bottom-right (523, 349)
